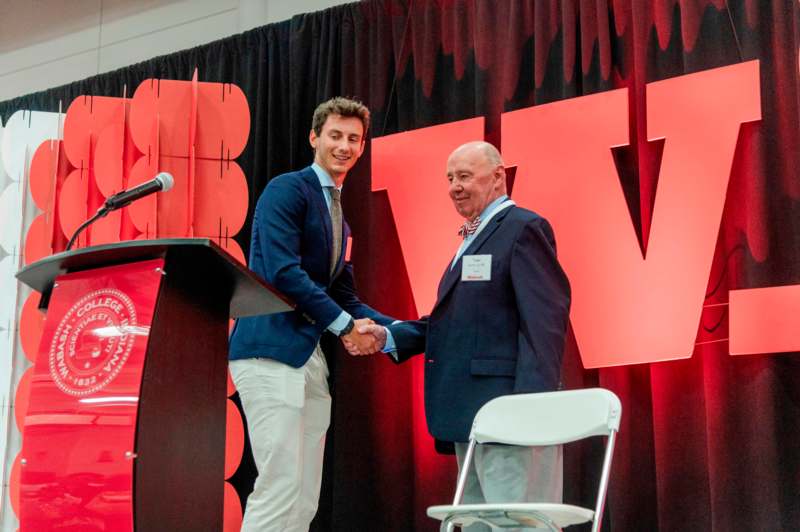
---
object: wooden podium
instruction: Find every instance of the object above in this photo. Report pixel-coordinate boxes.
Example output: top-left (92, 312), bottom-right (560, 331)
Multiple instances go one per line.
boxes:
top-left (15, 238), bottom-right (292, 531)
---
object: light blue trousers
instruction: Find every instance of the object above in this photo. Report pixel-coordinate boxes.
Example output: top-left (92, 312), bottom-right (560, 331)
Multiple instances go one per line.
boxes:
top-left (453, 442), bottom-right (563, 532)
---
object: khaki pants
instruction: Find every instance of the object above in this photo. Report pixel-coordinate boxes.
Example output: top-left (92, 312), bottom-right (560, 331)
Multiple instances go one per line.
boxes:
top-left (229, 347), bottom-right (331, 532)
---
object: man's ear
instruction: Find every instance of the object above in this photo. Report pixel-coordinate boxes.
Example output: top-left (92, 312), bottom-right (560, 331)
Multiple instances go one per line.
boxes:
top-left (494, 166), bottom-right (506, 186)
top-left (309, 129), bottom-right (318, 150)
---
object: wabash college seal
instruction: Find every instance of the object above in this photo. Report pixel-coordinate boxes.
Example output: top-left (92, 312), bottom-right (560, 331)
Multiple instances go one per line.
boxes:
top-left (48, 288), bottom-right (138, 397)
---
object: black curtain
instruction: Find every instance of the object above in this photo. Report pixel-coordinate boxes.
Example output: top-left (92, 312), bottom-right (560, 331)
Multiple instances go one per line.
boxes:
top-left (3, 1), bottom-right (799, 530)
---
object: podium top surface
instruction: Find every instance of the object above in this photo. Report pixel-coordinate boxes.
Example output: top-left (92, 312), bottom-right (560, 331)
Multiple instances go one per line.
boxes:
top-left (16, 238), bottom-right (294, 318)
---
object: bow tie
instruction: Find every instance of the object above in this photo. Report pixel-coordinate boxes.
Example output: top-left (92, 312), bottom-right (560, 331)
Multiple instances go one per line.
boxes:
top-left (458, 217), bottom-right (481, 239)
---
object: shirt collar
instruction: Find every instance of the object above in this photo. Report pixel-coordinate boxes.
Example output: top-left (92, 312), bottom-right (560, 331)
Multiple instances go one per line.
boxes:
top-left (475, 194), bottom-right (509, 223)
top-left (311, 163), bottom-right (339, 190)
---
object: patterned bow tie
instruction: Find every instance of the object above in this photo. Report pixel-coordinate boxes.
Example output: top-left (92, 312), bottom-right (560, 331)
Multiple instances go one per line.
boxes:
top-left (458, 217), bottom-right (481, 239)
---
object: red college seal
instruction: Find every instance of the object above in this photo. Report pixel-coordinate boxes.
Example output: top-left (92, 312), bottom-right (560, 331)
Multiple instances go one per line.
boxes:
top-left (48, 288), bottom-right (138, 397)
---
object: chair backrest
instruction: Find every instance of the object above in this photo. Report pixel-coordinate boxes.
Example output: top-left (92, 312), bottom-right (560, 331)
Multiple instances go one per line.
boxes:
top-left (470, 388), bottom-right (622, 446)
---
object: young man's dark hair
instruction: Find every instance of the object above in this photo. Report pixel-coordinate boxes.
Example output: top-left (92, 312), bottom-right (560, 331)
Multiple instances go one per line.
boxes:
top-left (311, 96), bottom-right (370, 137)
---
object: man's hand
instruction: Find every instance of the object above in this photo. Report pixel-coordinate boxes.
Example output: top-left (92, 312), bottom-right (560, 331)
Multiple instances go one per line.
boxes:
top-left (341, 318), bottom-right (379, 355)
top-left (343, 323), bottom-right (388, 356)
top-left (353, 318), bottom-right (375, 331)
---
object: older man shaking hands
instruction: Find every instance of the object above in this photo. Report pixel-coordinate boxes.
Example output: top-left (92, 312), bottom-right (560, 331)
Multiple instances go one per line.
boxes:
top-left (347, 141), bottom-right (571, 532)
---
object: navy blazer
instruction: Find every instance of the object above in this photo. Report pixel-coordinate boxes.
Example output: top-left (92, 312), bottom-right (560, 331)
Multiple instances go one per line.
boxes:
top-left (389, 206), bottom-right (571, 443)
top-left (229, 166), bottom-right (392, 367)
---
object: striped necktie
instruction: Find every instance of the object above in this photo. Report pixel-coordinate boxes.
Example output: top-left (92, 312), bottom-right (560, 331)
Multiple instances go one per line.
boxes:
top-left (330, 187), bottom-right (343, 274)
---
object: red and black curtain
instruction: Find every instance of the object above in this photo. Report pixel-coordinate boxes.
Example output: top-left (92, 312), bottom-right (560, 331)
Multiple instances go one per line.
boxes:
top-left (2, 1), bottom-right (799, 530)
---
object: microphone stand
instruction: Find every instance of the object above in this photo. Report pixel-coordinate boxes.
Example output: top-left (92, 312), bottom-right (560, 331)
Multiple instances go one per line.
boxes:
top-left (65, 204), bottom-right (111, 251)
top-left (64, 173), bottom-right (173, 251)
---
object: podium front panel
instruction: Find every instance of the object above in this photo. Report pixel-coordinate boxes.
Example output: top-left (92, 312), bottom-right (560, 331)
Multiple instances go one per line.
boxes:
top-left (19, 259), bottom-right (164, 531)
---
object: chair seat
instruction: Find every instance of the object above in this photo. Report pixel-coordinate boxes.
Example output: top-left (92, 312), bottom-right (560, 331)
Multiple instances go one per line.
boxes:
top-left (427, 502), bottom-right (594, 529)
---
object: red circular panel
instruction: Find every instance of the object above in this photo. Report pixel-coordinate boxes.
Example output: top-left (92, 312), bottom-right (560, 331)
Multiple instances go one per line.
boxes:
top-left (152, 159), bottom-right (189, 237)
top-left (63, 96), bottom-right (126, 169)
top-left (127, 157), bottom-right (189, 238)
top-left (219, 239), bottom-right (246, 265)
top-left (194, 160), bottom-right (248, 238)
top-left (94, 122), bottom-right (125, 197)
top-left (223, 481), bottom-right (243, 532)
top-left (29, 140), bottom-right (60, 210)
top-left (23, 215), bottom-right (52, 265)
top-left (63, 97), bottom-right (93, 167)
top-left (128, 80), bottom-right (161, 157)
top-left (58, 168), bottom-right (90, 242)
top-left (127, 157), bottom-right (157, 234)
top-left (20, 292), bottom-right (44, 363)
top-left (89, 209), bottom-right (122, 245)
top-left (130, 79), bottom-right (251, 160)
top-left (130, 79), bottom-right (191, 158)
top-left (9, 453), bottom-right (21, 516)
top-left (196, 83), bottom-right (250, 159)
top-left (15, 367), bottom-right (34, 431)
top-left (225, 399), bottom-right (244, 479)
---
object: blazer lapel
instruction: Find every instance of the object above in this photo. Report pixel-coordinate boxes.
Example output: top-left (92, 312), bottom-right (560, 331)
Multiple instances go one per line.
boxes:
top-left (433, 206), bottom-right (514, 310)
top-left (332, 221), bottom-right (350, 277)
top-left (302, 167), bottom-right (334, 272)
top-left (436, 254), bottom-right (462, 302)
top-left (461, 205), bottom-right (511, 257)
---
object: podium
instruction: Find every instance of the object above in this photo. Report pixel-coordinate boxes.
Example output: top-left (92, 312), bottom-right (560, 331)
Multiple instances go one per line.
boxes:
top-left (15, 238), bottom-right (292, 531)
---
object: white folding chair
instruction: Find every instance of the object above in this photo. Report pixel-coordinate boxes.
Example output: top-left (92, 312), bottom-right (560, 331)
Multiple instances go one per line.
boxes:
top-left (427, 388), bottom-right (622, 532)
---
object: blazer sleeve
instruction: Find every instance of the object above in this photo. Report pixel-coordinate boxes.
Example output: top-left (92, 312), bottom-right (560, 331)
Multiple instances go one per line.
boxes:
top-left (387, 317), bottom-right (429, 362)
top-left (510, 217), bottom-right (571, 392)
top-left (256, 176), bottom-right (343, 327)
top-left (328, 262), bottom-right (395, 326)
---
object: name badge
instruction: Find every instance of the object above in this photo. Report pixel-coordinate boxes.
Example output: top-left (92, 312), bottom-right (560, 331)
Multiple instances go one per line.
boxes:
top-left (461, 255), bottom-right (491, 281)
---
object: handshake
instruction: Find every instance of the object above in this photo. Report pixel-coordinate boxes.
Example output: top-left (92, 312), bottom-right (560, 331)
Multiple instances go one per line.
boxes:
top-left (341, 318), bottom-right (387, 356)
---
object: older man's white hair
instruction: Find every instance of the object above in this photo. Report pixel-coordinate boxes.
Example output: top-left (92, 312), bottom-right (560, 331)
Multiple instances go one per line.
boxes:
top-left (452, 140), bottom-right (505, 167)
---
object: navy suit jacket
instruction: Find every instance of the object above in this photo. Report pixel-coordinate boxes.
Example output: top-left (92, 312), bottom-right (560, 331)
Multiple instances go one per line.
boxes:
top-left (229, 166), bottom-right (392, 367)
top-left (389, 205), bottom-right (571, 443)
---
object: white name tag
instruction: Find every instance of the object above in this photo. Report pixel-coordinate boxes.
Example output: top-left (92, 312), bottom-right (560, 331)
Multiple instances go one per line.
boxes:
top-left (461, 255), bottom-right (492, 281)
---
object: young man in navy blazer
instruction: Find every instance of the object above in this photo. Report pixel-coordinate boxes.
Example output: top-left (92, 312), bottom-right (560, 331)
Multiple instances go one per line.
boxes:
top-left (229, 97), bottom-right (392, 532)
top-left (353, 141), bottom-right (572, 529)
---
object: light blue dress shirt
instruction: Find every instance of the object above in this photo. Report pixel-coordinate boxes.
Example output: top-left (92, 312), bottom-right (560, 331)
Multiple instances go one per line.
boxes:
top-left (382, 195), bottom-right (513, 353)
top-left (310, 163), bottom-right (352, 334)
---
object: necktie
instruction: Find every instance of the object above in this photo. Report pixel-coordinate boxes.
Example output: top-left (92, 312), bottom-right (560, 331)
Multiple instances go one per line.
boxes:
top-left (458, 217), bottom-right (481, 239)
top-left (330, 187), bottom-right (343, 274)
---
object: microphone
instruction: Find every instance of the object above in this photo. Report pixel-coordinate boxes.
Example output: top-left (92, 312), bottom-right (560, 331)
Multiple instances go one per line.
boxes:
top-left (104, 172), bottom-right (174, 211)
top-left (65, 172), bottom-right (174, 251)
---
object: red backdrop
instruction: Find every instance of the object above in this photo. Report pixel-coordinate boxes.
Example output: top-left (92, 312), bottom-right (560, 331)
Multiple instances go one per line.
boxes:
top-left (2, 1), bottom-right (799, 530)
